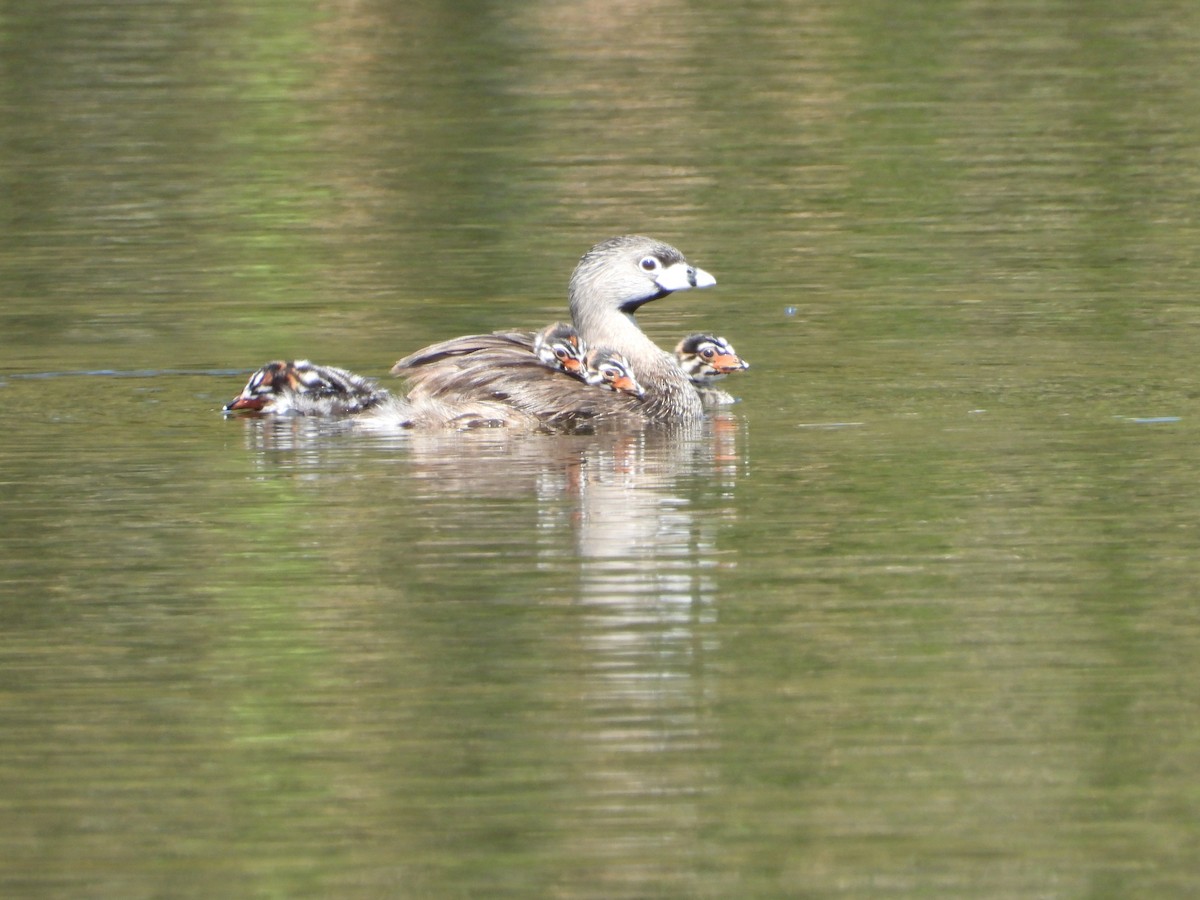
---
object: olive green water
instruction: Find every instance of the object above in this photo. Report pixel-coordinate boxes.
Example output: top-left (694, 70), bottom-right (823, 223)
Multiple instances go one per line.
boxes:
top-left (4, 0), bottom-right (1200, 896)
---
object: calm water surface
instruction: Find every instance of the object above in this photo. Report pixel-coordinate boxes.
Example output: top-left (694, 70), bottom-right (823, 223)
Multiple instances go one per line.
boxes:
top-left (4, 0), bottom-right (1200, 896)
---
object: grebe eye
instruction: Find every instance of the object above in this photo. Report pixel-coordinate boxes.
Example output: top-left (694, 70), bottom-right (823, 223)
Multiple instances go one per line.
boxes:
top-left (555, 347), bottom-right (570, 360)
top-left (639, 256), bottom-right (660, 272)
top-left (700, 347), bottom-right (716, 359)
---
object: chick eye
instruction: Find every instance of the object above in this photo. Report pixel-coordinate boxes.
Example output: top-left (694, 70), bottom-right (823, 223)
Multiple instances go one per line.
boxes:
top-left (700, 347), bottom-right (716, 359)
top-left (554, 347), bottom-right (570, 360)
top-left (639, 256), bottom-right (660, 272)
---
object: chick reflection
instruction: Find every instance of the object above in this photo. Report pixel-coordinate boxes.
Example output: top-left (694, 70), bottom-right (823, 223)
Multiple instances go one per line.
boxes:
top-left (229, 414), bottom-right (743, 865)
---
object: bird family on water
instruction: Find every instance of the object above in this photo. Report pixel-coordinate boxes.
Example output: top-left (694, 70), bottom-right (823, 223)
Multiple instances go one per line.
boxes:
top-left (223, 235), bottom-right (748, 430)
